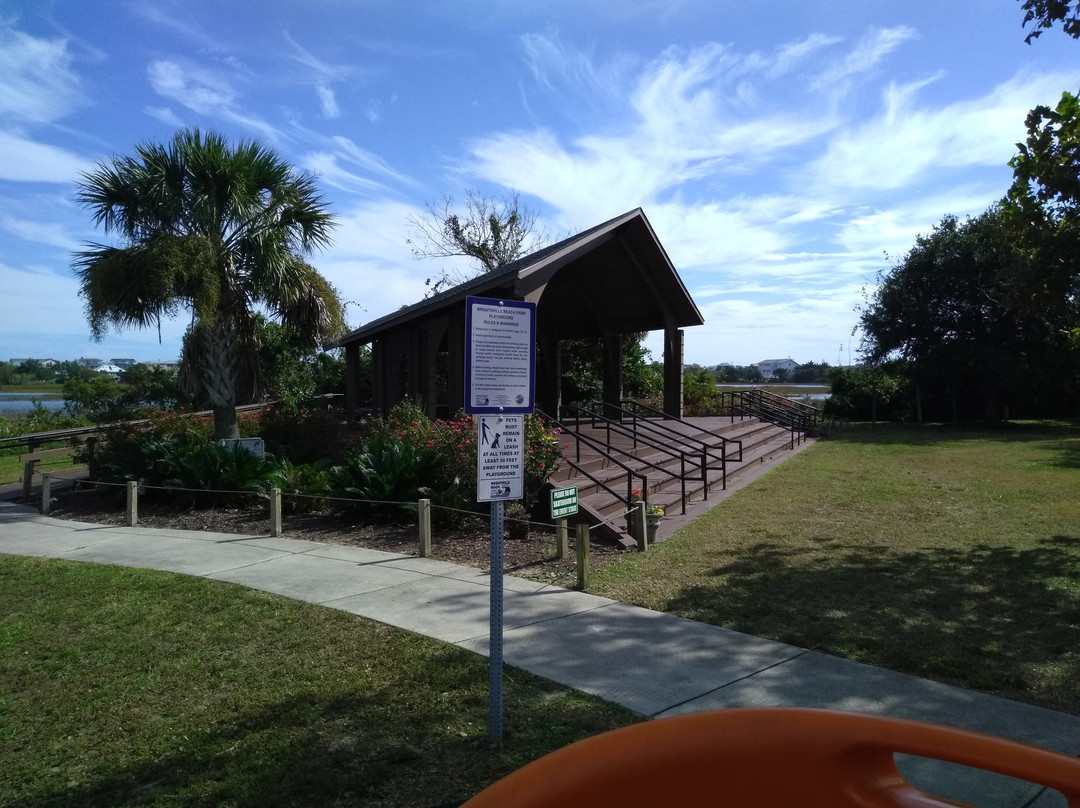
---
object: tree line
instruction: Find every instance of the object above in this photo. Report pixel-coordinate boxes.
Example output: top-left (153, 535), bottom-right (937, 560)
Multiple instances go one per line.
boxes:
top-left (847, 1), bottom-right (1080, 423)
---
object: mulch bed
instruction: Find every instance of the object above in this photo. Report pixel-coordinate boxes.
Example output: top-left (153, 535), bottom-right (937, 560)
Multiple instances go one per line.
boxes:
top-left (45, 485), bottom-right (625, 587)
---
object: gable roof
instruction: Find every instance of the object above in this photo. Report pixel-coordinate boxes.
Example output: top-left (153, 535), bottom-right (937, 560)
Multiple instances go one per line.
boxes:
top-left (338, 208), bottom-right (703, 346)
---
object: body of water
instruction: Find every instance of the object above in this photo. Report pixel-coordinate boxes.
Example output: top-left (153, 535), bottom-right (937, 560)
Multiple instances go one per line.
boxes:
top-left (0, 392), bottom-right (66, 416)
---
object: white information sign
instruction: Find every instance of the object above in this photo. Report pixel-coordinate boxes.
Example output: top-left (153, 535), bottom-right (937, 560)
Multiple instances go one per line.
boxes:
top-left (465, 297), bottom-right (536, 414)
top-left (476, 414), bottom-right (524, 502)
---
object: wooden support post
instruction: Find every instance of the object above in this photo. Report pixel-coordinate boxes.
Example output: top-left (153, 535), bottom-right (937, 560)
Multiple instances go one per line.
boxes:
top-left (576, 522), bottom-right (590, 592)
top-left (634, 501), bottom-right (648, 552)
top-left (41, 472), bottom-right (52, 515)
top-left (126, 480), bottom-right (138, 527)
top-left (418, 498), bottom-right (432, 557)
top-left (556, 518), bottom-right (569, 559)
top-left (270, 487), bottom-right (282, 537)
top-left (22, 461), bottom-right (34, 502)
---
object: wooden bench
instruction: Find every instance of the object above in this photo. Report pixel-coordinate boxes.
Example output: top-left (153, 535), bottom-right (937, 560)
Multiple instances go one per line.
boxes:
top-left (20, 437), bottom-right (97, 500)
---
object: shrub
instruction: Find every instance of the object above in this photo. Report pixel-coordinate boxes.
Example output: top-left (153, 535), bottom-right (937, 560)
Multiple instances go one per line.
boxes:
top-left (328, 435), bottom-right (438, 522)
top-left (266, 459), bottom-right (331, 513)
top-left (88, 428), bottom-right (272, 506)
top-left (163, 439), bottom-right (273, 505)
top-left (260, 405), bottom-right (344, 465)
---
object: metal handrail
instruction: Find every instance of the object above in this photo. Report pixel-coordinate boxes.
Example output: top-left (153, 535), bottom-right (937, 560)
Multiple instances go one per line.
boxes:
top-left (538, 409), bottom-right (649, 514)
top-left (618, 398), bottom-right (745, 464)
top-left (553, 405), bottom-right (690, 514)
top-left (600, 400), bottom-right (740, 493)
top-left (720, 390), bottom-right (821, 448)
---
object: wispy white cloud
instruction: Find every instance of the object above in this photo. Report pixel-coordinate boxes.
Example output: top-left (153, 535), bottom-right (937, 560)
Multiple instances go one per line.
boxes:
top-left (316, 86), bottom-right (340, 118)
top-left (766, 33), bottom-right (843, 79)
top-left (146, 59), bottom-right (282, 142)
top-left (521, 31), bottom-right (634, 99)
top-left (810, 25), bottom-right (917, 93)
top-left (0, 131), bottom-right (91, 182)
top-left (468, 40), bottom-right (838, 224)
top-left (147, 60), bottom-right (236, 115)
top-left (0, 26), bottom-right (84, 124)
top-left (300, 136), bottom-right (418, 196)
top-left (130, 2), bottom-right (224, 51)
top-left (284, 31), bottom-right (358, 120)
top-left (145, 104), bottom-right (186, 128)
top-left (806, 70), bottom-right (1080, 195)
top-left (0, 215), bottom-right (80, 250)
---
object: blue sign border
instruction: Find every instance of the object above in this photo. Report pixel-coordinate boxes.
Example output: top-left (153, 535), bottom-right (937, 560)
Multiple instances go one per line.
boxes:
top-left (464, 296), bottom-right (536, 414)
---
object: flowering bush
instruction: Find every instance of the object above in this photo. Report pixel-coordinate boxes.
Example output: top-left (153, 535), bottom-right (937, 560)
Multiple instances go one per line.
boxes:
top-left (135, 407), bottom-right (262, 441)
top-left (364, 402), bottom-right (563, 520)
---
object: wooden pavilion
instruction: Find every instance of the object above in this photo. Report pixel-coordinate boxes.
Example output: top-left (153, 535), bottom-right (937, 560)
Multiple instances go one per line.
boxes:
top-left (337, 208), bottom-right (704, 420)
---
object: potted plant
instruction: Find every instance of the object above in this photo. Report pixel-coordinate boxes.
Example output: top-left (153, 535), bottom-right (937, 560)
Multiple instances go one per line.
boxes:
top-left (627, 487), bottom-right (663, 543)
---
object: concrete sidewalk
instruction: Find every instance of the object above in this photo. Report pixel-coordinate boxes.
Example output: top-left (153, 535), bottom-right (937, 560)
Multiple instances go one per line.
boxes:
top-left (2, 500), bottom-right (1076, 806)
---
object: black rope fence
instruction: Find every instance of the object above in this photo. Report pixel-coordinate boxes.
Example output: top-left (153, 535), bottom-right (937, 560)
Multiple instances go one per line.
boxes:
top-left (35, 473), bottom-right (644, 590)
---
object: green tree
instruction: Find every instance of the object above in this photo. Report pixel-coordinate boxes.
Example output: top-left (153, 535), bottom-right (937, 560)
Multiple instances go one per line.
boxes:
top-left (860, 211), bottom-right (1077, 421)
top-left (259, 319), bottom-right (347, 412)
top-left (1018, 0), bottom-right (1080, 42)
top-left (120, 364), bottom-right (182, 411)
top-left (74, 128), bottom-right (344, 440)
top-left (791, 361), bottom-right (830, 384)
top-left (1006, 0), bottom-right (1080, 341)
top-left (63, 373), bottom-right (123, 421)
top-left (1003, 91), bottom-right (1080, 338)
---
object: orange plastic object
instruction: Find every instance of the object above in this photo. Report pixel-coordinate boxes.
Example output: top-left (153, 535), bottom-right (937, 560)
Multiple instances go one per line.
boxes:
top-left (462, 708), bottom-right (1080, 807)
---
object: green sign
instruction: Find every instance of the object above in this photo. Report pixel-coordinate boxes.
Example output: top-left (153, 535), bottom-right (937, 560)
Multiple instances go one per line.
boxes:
top-left (550, 486), bottom-right (578, 519)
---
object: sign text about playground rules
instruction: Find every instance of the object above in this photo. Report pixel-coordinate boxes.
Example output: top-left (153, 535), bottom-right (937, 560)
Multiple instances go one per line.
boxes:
top-left (476, 415), bottom-right (524, 502)
top-left (465, 297), bottom-right (536, 414)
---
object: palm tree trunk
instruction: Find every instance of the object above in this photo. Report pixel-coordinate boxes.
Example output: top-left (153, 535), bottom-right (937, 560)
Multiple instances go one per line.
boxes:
top-left (205, 316), bottom-right (240, 440)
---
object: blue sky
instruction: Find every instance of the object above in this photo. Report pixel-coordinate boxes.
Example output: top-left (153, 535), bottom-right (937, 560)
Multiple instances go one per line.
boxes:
top-left (3, 1), bottom-right (1080, 368)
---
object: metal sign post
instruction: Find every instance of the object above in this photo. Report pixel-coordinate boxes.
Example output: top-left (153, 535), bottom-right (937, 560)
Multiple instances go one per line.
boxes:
top-left (464, 296), bottom-right (536, 746)
top-left (488, 498), bottom-right (505, 743)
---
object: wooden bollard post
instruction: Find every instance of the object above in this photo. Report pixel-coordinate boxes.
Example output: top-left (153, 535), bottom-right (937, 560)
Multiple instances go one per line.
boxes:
top-left (634, 501), bottom-right (648, 552)
top-left (41, 472), bottom-right (52, 515)
top-left (418, 498), bottom-right (432, 557)
top-left (270, 487), bottom-right (282, 537)
top-left (576, 523), bottom-right (590, 592)
top-left (556, 518), bottom-right (569, 559)
top-left (126, 480), bottom-right (138, 527)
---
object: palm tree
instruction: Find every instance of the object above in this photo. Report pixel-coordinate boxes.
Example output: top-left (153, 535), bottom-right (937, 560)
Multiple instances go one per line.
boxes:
top-left (74, 128), bottom-right (343, 439)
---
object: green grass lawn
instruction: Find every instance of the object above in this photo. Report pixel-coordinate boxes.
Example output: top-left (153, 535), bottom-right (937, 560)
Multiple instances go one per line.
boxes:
top-left (592, 421), bottom-right (1080, 715)
top-left (0, 556), bottom-right (638, 808)
top-left (0, 383), bottom-right (64, 394)
top-left (0, 453), bottom-right (83, 486)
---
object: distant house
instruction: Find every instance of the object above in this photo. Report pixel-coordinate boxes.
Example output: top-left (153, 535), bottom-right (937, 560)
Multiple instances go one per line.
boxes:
top-left (110, 358), bottom-right (137, 368)
top-left (77, 357), bottom-right (103, 368)
top-left (757, 358), bottom-right (800, 378)
top-left (96, 364), bottom-right (124, 376)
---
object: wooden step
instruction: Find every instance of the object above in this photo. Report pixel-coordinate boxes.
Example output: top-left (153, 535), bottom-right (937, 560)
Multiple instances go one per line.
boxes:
top-left (550, 417), bottom-right (800, 548)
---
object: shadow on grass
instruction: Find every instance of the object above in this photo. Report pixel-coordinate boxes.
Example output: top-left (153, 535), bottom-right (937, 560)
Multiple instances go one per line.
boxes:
top-left (14, 676), bottom-right (467, 807)
top-left (9, 643), bottom-right (613, 808)
top-left (664, 535), bottom-right (1080, 714)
